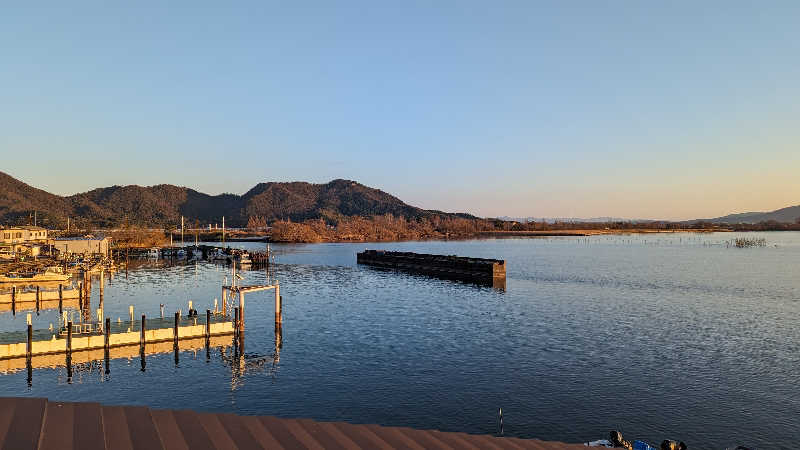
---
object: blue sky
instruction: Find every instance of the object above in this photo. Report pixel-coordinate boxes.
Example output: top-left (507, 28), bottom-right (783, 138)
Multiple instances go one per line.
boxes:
top-left (2, 1), bottom-right (798, 220)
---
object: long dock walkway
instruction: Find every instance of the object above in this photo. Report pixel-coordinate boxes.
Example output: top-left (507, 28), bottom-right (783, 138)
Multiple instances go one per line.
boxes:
top-left (0, 397), bottom-right (585, 449)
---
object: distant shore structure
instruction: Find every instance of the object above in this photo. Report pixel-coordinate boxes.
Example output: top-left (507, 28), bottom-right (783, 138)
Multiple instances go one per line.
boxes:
top-left (356, 250), bottom-right (506, 287)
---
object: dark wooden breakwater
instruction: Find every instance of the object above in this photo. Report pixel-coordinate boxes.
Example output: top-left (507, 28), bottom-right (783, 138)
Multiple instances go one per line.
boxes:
top-left (356, 250), bottom-right (506, 288)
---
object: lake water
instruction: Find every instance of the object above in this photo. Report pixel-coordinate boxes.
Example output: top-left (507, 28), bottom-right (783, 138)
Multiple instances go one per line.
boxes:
top-left (1, 232), bottom-right (799, 449)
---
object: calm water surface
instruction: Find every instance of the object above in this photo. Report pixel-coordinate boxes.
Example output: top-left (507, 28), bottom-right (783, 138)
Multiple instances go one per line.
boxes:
top-left (1, 232), bottom-right (798, 449)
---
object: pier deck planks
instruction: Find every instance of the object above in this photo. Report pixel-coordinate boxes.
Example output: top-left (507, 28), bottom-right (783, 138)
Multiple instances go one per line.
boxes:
top-left (0, 397), bottom-right (586, 449)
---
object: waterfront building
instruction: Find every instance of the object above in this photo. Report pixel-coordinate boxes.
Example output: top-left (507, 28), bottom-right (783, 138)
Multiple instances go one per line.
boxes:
top-left (0, 226), bottom-right (48, 244)
top-left (52, 236), bottom-right (111, 257)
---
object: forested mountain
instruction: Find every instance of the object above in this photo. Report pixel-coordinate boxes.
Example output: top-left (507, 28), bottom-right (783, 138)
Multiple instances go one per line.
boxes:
top-left (706, 205), bottom-right (800, 224)
top-left (0, 172), bottom-right (71, 224)
top-left (0, 172), bottom-right (472, 227)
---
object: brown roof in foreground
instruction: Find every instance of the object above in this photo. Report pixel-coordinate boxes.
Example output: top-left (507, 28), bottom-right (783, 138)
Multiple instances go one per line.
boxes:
top-left (0, 396), bottom-right (586, 449)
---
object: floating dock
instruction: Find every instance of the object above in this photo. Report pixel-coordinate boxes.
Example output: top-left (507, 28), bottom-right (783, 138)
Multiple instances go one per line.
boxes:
top-left (356, 250), bottom-right (506, 287)
top-left (0, 396), bottom-right (586, 449)
top-left (0, 334), bottom-right (233, 373)
top-left (0, 317), bottom-right (234, 362)
top-left (0, 285), bottom-right (79, 303)
top-left (0, 284), bottom-right (81, 314)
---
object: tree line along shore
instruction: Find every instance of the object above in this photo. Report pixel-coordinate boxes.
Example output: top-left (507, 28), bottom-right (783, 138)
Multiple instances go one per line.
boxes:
top-left (47, 214), bottom-right (800, 247)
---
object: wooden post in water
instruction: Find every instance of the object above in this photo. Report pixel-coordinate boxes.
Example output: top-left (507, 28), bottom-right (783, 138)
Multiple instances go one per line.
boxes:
top-left (239, 292), bottom-right (245, 330)
top-left (78, 282), bottom-right (83, 309)
top-left (11, 286), bottom-right (16, 316)
top-left (26, 322), bottom-right (32, 360)
top-left (67, 321), bottom-right (73, 355)
top-left (275, 282), bottom-right (282, 324)
top-left (26, 316), bottom-right (33, 385)
top-left (160, 304), bottom-right (164, 319)
top-left (140, 314), bottom-right (146, 351)
top-left (58, 284), bottom-right (63, 314)
top-left (35, 286), bottom-right (40, 313)
top-left (221, 287), bottom-right (226, 315)
top-left (129, 305), bottom-right (134, 323)
top-left (233, 307), bottom-right (239, 339)
top-left (275, 321), bottom-right (282, 350)
top-left (173, 311), bottom-right (180, 365)
top-left (173, 312), bottom-right (179, 347)
top-left (104, 317), bottom-right (111, 374)
top-left (206, 309), bottom-right (211, 341)
top-left (105, 318), bottom-right (111, 351)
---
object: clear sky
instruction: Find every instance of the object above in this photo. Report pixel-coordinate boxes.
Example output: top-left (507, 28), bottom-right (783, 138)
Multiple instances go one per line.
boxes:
top-left (2, 1), bottom-right (798, 220)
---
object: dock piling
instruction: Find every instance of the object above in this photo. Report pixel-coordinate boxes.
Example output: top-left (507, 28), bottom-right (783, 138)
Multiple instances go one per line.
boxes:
top-left (35, 286), bottom-right (40, 314)
top-left (78, 282), bottom-right (83, 309)
top-left (140, 314), bottom-right (146, 350)
top-left (275, 283), bottom-right (282, 324)
top-left (205, 309), bottom-right (211, 342)
top-left (67, 321), bottom-right (73, 356)
top-left (173, 312), bottom-right (179, 348)
top-left (239, 293), bottom-right (245, 330)
top-left (26, 323), bottom-right (32, 360)
top-left (129, 305), bottom-right (134, 323)
top-left (58, 284), bottom-right (63, 314)
top-left (104, 318), bottom-right (111, 351)
top-left (234, 307), bottom-right (239, 339)
top-left (11, 286), bottom-right (15, 316)
top-left (104, 317), bottom-right (111, 374)
top-left (160, 303), bottom-right (164, 319)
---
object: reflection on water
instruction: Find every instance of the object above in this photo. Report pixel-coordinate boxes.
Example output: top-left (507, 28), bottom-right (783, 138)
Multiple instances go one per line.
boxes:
top-left (0, 233), bottom-right (798, 449)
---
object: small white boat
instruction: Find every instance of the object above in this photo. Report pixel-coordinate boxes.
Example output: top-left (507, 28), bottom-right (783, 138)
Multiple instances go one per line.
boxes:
top-left (207, 248), bottom-right (227, 261)
top-left (0, 266), bottom-right (71, 283)
top-left (238, 252), bottom-right (252, 266)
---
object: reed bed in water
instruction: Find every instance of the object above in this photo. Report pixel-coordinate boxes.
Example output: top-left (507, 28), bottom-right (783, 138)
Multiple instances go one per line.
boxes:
top-left (728, 237), bottom-right (767, 248)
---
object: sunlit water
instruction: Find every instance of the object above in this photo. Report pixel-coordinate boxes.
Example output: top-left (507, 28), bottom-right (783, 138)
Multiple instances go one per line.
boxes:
top-left (1, 232), bottom-right (798, 449)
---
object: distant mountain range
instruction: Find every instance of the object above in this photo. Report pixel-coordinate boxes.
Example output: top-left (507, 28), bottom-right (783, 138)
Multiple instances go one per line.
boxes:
top-left (3, 171), bottom-right (798, 228)
top-left (702, 205), bottom-right (800, 224)
top-left (0, 171), bottom-right (474, 228)
top-left (503, 206), bottom-right (800, 225)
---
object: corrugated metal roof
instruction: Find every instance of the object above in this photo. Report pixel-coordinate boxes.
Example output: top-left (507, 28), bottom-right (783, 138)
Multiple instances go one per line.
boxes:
top-left (0, 397), bottom-right (587, 449)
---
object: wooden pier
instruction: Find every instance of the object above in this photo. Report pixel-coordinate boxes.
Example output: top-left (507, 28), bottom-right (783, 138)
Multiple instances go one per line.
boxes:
top-left (357, 250), bottom-right (506, 287)
top-left (0, 396), bottom-right (586, 449)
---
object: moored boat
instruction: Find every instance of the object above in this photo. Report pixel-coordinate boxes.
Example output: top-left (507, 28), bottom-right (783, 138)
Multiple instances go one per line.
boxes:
top-left (237, 251), bottom-right (252, 266)
top-left (0, 266), bottom-right (71, 283)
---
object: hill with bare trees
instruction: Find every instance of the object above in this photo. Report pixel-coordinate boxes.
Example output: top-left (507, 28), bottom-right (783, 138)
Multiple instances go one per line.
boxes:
top-left (0, 172), bottom-right (474, 228)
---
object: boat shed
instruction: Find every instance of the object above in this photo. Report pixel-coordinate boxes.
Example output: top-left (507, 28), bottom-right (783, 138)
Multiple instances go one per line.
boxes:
top-left (52, 236), bottom-right (111, 258)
